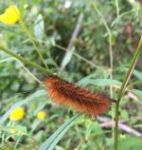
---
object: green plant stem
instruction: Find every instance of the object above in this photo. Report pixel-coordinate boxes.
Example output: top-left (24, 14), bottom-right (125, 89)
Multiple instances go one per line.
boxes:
top-left (0, 45), bottom-right (52, 76)
top-left (94, 4), bottom-right (113, 98)
top-left (111, 9), bottom-right (136, 27)
top-left (20, 19), bottom-right (48, 69)
top-left (114, 36), bottom-right (142, 150)
top-left (115, 0), bottom-right (120, 17)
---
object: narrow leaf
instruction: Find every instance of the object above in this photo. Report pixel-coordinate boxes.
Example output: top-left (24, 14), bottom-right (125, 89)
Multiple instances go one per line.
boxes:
top-left (133, 70), bottom-right (142, 80)
top-left (40, 114), bottom-right (80, 150)
top-left (130, 89), bottom-right (142, 99)
top-left (80, 79), bottom-right (121, 87)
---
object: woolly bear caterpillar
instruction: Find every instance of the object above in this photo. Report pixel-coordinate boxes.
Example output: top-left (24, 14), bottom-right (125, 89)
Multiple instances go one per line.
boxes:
top-left (44, 75), bottom-right (111, 116)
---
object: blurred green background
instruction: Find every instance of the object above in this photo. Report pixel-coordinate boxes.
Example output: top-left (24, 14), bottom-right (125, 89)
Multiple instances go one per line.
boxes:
top-left (0, 0), bottom-right (142, 149)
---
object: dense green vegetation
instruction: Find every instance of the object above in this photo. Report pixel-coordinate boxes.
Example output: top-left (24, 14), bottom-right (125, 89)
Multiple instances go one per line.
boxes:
top-left (0, 0), bottom-right (142, 149)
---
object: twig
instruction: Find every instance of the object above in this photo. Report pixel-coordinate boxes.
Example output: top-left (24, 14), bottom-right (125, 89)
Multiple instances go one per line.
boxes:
top-left (60, 13), bottom-right (84, 71)
top-left (97, 116), bottom-right (142, 137)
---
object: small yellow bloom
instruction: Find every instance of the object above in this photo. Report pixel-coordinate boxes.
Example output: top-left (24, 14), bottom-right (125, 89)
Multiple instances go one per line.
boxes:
top-left (0, 5), bottom-right (20, 25)
top-left (9, 107), bottom-right (25, 121)
top-left (37, 111), bottom-right (46, 120)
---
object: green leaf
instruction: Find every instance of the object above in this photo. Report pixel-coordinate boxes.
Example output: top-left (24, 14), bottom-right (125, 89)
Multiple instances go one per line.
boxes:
top-left (40, 114), bottom-right (80, 150)
top-left (61, 47), bottom-right (75, 70)
top-left (133, 70), bottom-right (142, 80)
top-left (55, 146), bottom-right (66, 150)
top-left (118, 136), bottom-right (142, 150)
top-left (80, 79), bottom-right (121, 87)
top-left (34, 14), bottom-right (44, 40)
top-left (130, 89), bottom-right (142, 99)
top-left (7, 124), bottom-right (27, 135)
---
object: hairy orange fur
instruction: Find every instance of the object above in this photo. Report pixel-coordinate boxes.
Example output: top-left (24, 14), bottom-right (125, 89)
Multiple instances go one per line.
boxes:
top-left (44, 75), bottom-right (110, 116)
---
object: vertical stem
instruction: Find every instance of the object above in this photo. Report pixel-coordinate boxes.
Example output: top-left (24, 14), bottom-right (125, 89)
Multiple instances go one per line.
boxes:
top-left (20, 19), bottom-right (48, 69)
top-left (114, 36), bottom-right (142, 150)
top-left (108, 33), bottom-right (113, 97)
top-left (115, 0), bottom-right (120, 18)
top-left (95, 5), bottom-right (113, 97)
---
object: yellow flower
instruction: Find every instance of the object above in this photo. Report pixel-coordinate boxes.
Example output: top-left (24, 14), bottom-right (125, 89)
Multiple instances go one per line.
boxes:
top-left (0, 5), bottom-right (20, 25)
top-left (37, 111), bottom-right (46, 120)
top-left (9, 107), bottom-right (25, 121)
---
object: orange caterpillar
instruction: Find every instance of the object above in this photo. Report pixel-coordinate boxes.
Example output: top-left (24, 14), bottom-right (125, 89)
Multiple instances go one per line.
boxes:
top-left (44, 75), bottom-right (111, 116)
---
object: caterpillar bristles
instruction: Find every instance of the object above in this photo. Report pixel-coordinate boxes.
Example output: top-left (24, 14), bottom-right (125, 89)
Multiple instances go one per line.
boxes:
top-left (44, 75), bottom-right (111, 116)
